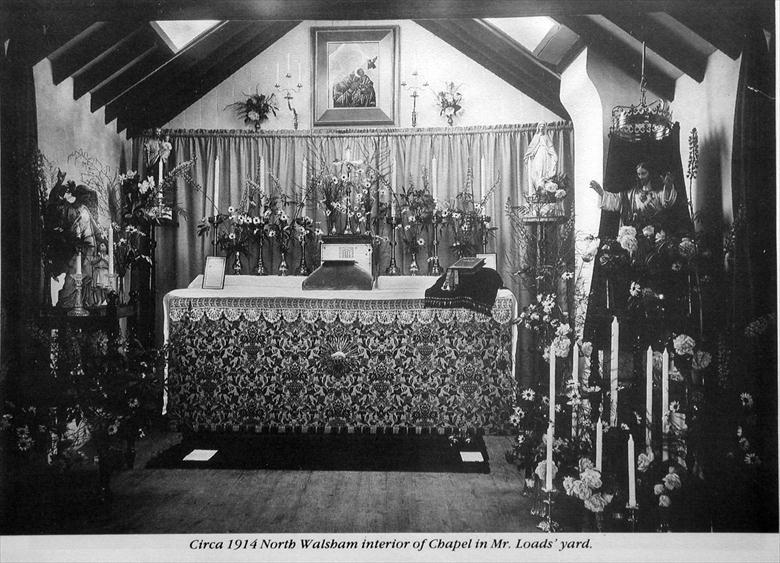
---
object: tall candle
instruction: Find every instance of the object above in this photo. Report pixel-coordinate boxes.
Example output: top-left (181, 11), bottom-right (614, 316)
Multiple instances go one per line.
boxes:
top-left (345, 147), bottom-right (351, 163)
top-left (431, 157), bottom-right (438, 200)
top-left (301, 158), bottom-right (307, 201)
top-left (545, 422), bottom-right (554, 491)
top-left (259, 157), bottom-right (266, 193)
top-left (646, 346), bottom-right (653, 448)
top-left (548, 346), bottom-right (556, 425)
top-left (480, 155), bottom-right (486, 203)
top-left (595, 418), bottom-right (603, 472)
top-left (157, 159), bottom-right (163, 186)
top-left (108, 226), bottom-right (114, 277)
top-left (628, 434), bottom-right (637, 507)
top-left (610, 316), bottom-right (619, 427)
top-left (75, 250), bottom-right (82, 276)
top-left (662, 348), bottom-right (670, 461)
top-left (571, 345), bottom-right (579, 436)
top-left (213, 157), bottom-right (220, 215)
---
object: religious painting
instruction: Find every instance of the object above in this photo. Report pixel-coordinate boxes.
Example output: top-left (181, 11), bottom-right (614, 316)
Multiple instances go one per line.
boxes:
top-left (312, 26), bottom-right (399, 127)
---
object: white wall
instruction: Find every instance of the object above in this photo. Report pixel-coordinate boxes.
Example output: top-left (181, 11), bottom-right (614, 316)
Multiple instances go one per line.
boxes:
top-left (34, 58), bottom-right (131, 229)
top-left (166, 20), bottom-right (564, 130)
top-left (673, 51), bottom-right (741, 228)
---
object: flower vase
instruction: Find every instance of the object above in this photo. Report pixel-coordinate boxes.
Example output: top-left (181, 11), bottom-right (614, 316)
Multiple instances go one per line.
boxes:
top-left (278, 250), bottom-right (289, 276)
top-left (447, 115), bottom-right (454, 126)
top-left (255, 240), bottom-right (267, 275)
top-left (296, 239), bottom-right (309, 275)
top-left (232, 251), bottom-right (242, 275)
top-left (409, 251), bottom-right (419, 275)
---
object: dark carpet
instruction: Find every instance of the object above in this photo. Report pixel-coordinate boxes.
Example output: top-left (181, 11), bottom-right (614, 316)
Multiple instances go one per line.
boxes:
top-left (146, 432), bottom-right (490, 473)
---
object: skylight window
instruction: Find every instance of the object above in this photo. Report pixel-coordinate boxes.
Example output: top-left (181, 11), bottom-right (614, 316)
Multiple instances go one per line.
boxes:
top-left (484, 17), bottom-right (557, 52)
top-left (154, 20), bottom-right (221, 52)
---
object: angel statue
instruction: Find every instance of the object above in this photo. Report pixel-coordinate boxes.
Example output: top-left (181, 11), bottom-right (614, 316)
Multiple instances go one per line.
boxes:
top-left (143, 127), bottom-right (172, 168)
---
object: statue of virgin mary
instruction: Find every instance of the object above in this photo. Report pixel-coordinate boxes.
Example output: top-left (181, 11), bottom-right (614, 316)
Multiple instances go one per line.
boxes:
top-left (523, 123), bottom-right (558, 196)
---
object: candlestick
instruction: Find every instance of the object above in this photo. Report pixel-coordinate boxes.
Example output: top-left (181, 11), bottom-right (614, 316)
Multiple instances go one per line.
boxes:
top-left (213, 157), bottom-right (220, 215)
top-left (66, 273), bottom-right (89, 317)
top-left (108, 226), bottom-right (114, 277)
top-left (646, 346), bottom-right (653, 448)
top-left (431, 157), bottom-right (438, 200)
top-left (596, 418), bottom-right (603, 472)
top-left (386, 215), bottom-right (400, 275)
top-left (610, 316), bottom-right (619, 427)
top-left (75, 249), bottom-right (82, 276)
top-left (662, 348), bottom-right (669, 461)
top-left (548, 347), bottom-right (556, 425)
top-left (545, 422), bottom-right (554, 491)
top-left (628, 434), bottom-right (637, 507)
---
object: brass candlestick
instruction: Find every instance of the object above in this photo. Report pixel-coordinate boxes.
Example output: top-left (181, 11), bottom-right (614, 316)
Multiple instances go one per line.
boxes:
top-left (480, 214), bottom-right (492, 253)
top-left (626, 503), bottom-right (639, 532)
top-left (67, 273), bottom-right (90, 317)
top-left (386, 215), bottom-right (401, 275)
top-left (429, 212), bottom-right (443, 276)
top-left (296, 237), bottom-right (310, 275)
top-left (537, 487), bottom-right (560, 533)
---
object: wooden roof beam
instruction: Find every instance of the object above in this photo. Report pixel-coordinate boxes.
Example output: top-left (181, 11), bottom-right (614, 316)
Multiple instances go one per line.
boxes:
top-left (603, 13), bottom-right (709, 82)
top-left (555, 15), bottom-right (676, 101)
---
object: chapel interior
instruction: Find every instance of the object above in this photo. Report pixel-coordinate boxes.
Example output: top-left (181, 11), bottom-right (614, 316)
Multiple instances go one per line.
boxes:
top-left (0, 0), bottom-right (776, 548)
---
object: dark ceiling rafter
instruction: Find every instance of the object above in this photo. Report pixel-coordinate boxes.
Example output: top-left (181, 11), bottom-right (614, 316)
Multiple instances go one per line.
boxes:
top-left (104, 22), bottom-right (252, 125)
top-left (125, 20), bottom-right (300, 135)
top-left (49, 21), bottom-right (143, 85)
top-left (666, 9), bottom-right (748, 60)
top-left (72, 25), bottom-right (161, 100)
top-left (1, 0), bottom-right (771, 23)
top-left (89, 47), bottom-right (172, 113)
top-left (602, 13), bottom-right (709, 82)
top-left (554, 15), bottom-right (676, 101)
top-left (415, 19), bottom-right (570, 119)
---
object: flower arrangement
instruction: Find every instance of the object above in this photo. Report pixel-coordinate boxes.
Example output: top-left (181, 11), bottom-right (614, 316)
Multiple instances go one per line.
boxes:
top-left (513, 293), bottom-right (573, 360)
top-left (120, 159), bottom-right (196, 227)
top-left (398, 182), bottom-right (435, 259)
top-left (562, 458), bottom-right (614, 518)
top-left (313, 159), bottom-right (376, 234)
top-left (526, 172), bottom-right (570, 207)
top-left (226, 87), bottom-right (278, 130)
top-left (436, 81), bottom-right (463, 126)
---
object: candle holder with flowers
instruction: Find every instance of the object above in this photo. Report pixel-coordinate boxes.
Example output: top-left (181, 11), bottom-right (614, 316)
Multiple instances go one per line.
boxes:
top-left (446, 167), bottom-right (499, 258)
top-left (212, 208), bottom-right (252, 274)
top-left (264, 175), bottom-right (310, 276)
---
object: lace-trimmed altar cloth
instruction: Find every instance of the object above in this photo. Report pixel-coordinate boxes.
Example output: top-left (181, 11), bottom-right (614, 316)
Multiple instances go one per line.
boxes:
top-left (162, 276), bottom-right (518, 433)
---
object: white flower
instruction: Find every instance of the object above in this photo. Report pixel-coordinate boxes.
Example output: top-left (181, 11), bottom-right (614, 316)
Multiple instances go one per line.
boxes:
top-left (658, 494), bottom-right (672, 508)
top-left (630, 282), bottom-right (642, 296)
top-left (228, 206), bottom-right (235, 214)
top-left (653, 483), bottom-right (665, 495)
top-left (253, 216), bottom-right (261, 225)
top-left (520, 389), bottom-right (535, 401)
top-left (555, 189), bottom-right (566, 200)
top-left (642, 225), bottom-right (655, 238)
top-left (673, 334), bottom-right (696, 356)
top-left (561, 271), bottom-right (574, 280)
top-left (580, 341), bottom-right (593, 357)
top-left (740, 392), bottom-right (754, 408)
top-left (228, 232), bottom-right (236, 240)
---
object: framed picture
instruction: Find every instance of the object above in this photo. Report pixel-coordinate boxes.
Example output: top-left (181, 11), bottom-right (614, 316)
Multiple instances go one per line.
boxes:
top-left (202, 256), bottom-right (226, 290)
top-left (312, 26), bottom-right (399, 127)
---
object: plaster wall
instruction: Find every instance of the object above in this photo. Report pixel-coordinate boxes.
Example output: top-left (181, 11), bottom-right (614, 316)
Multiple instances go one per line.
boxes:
top-left (165, 20), bottom-right (564, 130)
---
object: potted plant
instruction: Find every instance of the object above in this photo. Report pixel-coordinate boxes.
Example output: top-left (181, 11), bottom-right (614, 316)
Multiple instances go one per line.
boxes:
top-left (226, 87), bottom-right (279, 130)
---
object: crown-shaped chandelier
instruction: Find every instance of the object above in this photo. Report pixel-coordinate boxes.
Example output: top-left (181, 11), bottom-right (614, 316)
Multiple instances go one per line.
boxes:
top-left (611, 42), bottom-right (673, 142)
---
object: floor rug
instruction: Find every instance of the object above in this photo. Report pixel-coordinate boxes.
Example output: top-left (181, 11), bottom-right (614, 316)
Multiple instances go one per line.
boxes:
top-left (146, 432), bottom-right (490, 473)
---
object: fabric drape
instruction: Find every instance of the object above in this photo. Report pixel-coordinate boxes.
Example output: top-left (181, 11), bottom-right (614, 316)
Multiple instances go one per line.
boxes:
top-left (133, 123), bottom-right (573, 382)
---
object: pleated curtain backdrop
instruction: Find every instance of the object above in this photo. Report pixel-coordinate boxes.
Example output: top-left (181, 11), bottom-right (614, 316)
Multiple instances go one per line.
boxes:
top-left (134, 122), bottom-right (573, 383)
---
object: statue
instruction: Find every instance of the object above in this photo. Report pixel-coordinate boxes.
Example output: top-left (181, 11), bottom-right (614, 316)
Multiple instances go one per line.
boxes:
top-left (524, 123), bottom-right (559, 197)
top-left (589, 160), bottom-right (679, 230)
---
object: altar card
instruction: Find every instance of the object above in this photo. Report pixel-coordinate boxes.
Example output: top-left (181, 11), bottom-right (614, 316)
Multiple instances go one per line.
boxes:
top-left (459, 451), bottom-right (484, 463)
top-left (202, 256), bottom-right (226, 289)
top-left (182, 449), bottom-right (218, 461)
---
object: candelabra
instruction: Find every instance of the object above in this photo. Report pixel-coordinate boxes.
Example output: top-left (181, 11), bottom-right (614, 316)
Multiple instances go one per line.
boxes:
top-left (400, 70), bottom-right (428, 128)
top-left (385, 215), bottom-right (401, 275)
top-left (275, 65), bottom-right (303, 130)
top-left (429, 212), bottom-right (443, 276)
top-left (67, 273), bottom-right (90, 317)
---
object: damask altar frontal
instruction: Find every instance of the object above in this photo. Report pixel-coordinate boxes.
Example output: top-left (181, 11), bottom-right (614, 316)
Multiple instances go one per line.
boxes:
top-left (163, 276), bottom-right (517, 434)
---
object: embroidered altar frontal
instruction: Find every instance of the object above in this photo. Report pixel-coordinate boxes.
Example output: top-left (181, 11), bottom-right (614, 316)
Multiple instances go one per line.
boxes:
top-left (164, 276), bottom-right (517, 434)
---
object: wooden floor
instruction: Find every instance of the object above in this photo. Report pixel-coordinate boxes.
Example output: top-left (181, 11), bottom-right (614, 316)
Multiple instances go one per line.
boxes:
top-left (68, 431), bottom-right (545, 534)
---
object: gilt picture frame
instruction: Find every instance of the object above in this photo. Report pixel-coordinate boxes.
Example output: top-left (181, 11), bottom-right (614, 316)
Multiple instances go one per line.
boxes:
top-left (311, 26), bottom-right (399, 127)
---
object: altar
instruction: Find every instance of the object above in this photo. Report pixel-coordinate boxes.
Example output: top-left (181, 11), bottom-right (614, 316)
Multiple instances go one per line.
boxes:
top-left (163, 276), bottom-right (517, 434)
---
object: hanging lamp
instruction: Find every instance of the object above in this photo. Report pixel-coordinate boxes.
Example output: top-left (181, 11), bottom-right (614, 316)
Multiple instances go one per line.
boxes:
top-left (610, 42), bottom-right (673, 142)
